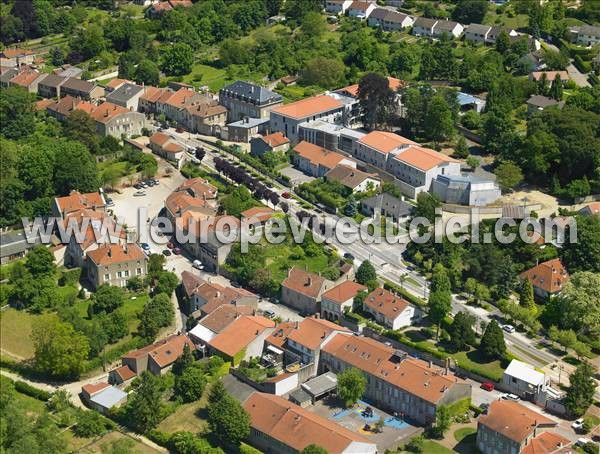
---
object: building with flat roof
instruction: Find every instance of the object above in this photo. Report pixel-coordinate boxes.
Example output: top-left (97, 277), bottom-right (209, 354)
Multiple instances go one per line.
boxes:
top-left (227, 116), bottom-right (269, 142)
top-left (502, 360), bottom-right (549, 404)
top-left (431, 174), bottom-right (501, 207)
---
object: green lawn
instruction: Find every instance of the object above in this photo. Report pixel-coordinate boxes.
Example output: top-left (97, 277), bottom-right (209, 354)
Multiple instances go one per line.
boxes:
top-left (420, 441), bottom-right (455, 454)
top-left (483, 10), bottom-right (529, 29)
top-left (175, 64), bottom-right (235, 91)
top-left (264, 242), bottom-right (332, 283)
top-left (0, 308), bottom-right (40, 359)
top-left (449, 349), bottom-right (505, 382)
top-left (454, 427), bottom-right (477, 442)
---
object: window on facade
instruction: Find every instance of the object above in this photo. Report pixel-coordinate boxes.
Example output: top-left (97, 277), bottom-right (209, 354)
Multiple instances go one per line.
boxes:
top-left (117, 271), bottom-right (122, 278)
top-left (104, 273), bottom-right (110, 280)
top-left (124, 270), bottom-right (129, 277)
top-left (137, 268), bottom-right (142, 275)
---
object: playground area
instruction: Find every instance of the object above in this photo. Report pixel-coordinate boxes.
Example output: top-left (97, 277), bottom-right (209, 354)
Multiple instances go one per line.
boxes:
top-left (311, 397), bottom-right (421, 451)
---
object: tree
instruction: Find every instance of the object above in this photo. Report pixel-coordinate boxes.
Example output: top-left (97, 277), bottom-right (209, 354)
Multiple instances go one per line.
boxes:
top-left (32, 315), bottom-right (90, 379)
top-left (147, 253), bottom-right (166, 278)
top-left (479, 320), bottom-right (506, 359)
top-left (537, 72), bottom-right (550, 96)
top-left (300, 11), bottom-right (325, 38)
top-left (414, 192), bottom-right (441, 224)
top-left (170, 432), bottom-right (223, 454)
top-left (428, 264), bottom-right (452, 339)
top-left (448, 312), bottom-right (476, 351)
top-left (356, 260), bottom-right (377, 285)
top-left (519, 280), bottom-right (535, 309)
top-left (482, 110), bottom-right (517, 157)
top-left (135, 59), bottom-right (160, 86)
top-left (54, 141), bottom-right (99, 195)
top-left (208, 380), bottom-right (227, 405)
top-left (125, 371), bottom-right (163, 432)
top-left (557, 272), bottom-right (600, 338)
top-left (454, 136), bottom-right (469, 159)
top-left (172, 343), bottom-right (194, 376)
top-left (138, 293), bottom-right (174, 340)
top-left (74, 411), bottom-right (109, 437)
top-left (452, 0), bottom-right (488, 24)
top-left (358, 73), bottom-right (396, 130)
top-left (153, 271), bottom-right (179, 296)
top-left (0, 87), bottom-right (36, 140)
top-left (174, 364), bottom-right (207, 403)
top-left (424, 94), bottom-right (455, 145)
top-left (565, 362), bottom-right (595, 417)
top-left (495, 31), bottom-right (511, 54)
top-left (466, 156), bottom-right (480, 170)
top-left (560, 216), bottom-right (600, 273)
top-left (431, 405), bottom-right (451, 438)
top-left (89, 284), bottom-right (125, 315)
top-left (207, 391), bottom-right (251, 446)
top-left (25, 246), bottom-right (56, 278)
top-left (301, 445), bottom-right (328, 454)
top-left (161, 43), bottom-right (194, 76)
top-left (337, 367), bottom-right (366, 407)
top-left (549, 75), bottom-right (563, 101)
top-left (495, 161), bottom-right (523, 191)
top-left (300, 57), bottom-right (346, 89)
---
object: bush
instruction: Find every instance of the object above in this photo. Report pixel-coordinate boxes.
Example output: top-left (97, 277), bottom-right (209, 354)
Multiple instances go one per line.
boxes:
top-left (14, 380), bottom-right (52, 401)
top-left (405, 435), bottom-right (425, 453)
top-left (74, 410), bottom-right (111, 437)
top-left (148, 429), bottom-right (172, 447)
top-left (383, 279), bottom-right (426, 307)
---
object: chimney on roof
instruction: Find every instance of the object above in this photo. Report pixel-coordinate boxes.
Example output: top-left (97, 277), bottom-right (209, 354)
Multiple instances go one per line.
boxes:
top-left (307, 277), bottom-right (312, 287)
top-left (108, 247), bottom-right (112, 258)
top-left (429, 360), bottom-right (432, 368)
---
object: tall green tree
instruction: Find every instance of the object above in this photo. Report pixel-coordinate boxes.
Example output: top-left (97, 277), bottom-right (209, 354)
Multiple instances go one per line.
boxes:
top-left (428, 265), bottom-right (452, 339)
top-left (172, 343), bottom-right (194, 376)
top-left (519, 280), bottom-right (535, 309)
top-left (174, 364), bottom-right (207, 403)
top-left (0, 87), bottom-right (36, 140)
top-left (54, 141), bottom-right (99, 195)
top-left (161, 43), bottom-right (194, 76)
top-left (431, 405), bottom-right (452, 438)
top-left (358, 73), bottom-right (396, 130)
top-left (495, 160), bottom-right (524, 191)
top-left (207, 390), bottom-right (250, 446)
top-left (479, 320), bottom-right (506, 359)
top-left (424, 94), bottom-right (455, 145)
top-left (452, 0), bottom-right (488, 23)
top-left (88, 284), bottom-right (125, 315)
top-left (356, 260), bottom-right (377, 286)
top-left (135, 59), bottom-right (160, 86)
top-left (549, 75), bottom-right (563, 101)
top-left (565, 362), bottom-right (595, 417)
top-left (125, 371), bottom-right (164, 433)
top-left (448, 311), bottom-right (476, 351)
top-left (337, 367), bottom-right (366, 408)
top-left (301, 445), bottom-right (328, 454)
top-left (25, 246), bottom-right (56, 278)
top-left (560, 215), bottom-right (600, 273)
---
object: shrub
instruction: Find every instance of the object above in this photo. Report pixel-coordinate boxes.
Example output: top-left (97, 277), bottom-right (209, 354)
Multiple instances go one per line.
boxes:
top-left (405, 435), bottom-right (425, 452)
top-left (14, 380), bottom-right (52, 401)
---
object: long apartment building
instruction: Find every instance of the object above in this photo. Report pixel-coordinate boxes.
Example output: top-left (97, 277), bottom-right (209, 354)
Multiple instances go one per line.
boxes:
top-left (321, 333), bottom-right (471, 425)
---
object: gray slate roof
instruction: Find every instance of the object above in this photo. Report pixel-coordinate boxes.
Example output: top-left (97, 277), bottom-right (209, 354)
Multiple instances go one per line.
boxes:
top-left (89, 386), bottom-right (127, 410)
top-left (434, 20), bottom-right (461, 33)
top-left (0, 230), bottom-right (41, 259)
top-left (466, 23), bottom-right (491, 35)
top-left (414, 16), bottom-right (437, 29)
top-left (62, 77), bottom-right (96, 93)
top-left (527, 95), bottom-right (560, 108)
top-left (369, 8), bottom-right (390, 21)
top-left (362, 193), bottom-right (414, 218)
top-left (220, 81), bottom-right (282, 106)
top-left (39, 74), bottom-right (67, 88)
top-left (106, 83), bottom-right (144, 104)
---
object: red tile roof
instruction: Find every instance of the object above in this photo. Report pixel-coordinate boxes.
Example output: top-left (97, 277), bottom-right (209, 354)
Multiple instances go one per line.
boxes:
top-left (359, 131), bottom-right (416, 154)
top-left (208, 315), bottom-right (274, 357)
top-left (287, 317), bottom-right (349, 350)
top-left (478, 400), bottom-right (557, 443)
top-left (272, 95), bottom-right (343, 119)
top-left (322, 280), bottom-right (367, 305)
top-left (150, 131), bottom-right (172, 147)
top-left (363, 288), bottom-right (411, 320)
top-left (241, 206), bottom-right (275, 223)
top-left (261, 132), bottom-right (290, 148)
top-left (140, 86), bottom-right (166, 103)
top-left (82, 382), bottom-right (110, 396)
top-left (521, 431), bottom-right (572, 454)
top-left (266, 321), bottom-right (297, 348)
top-left (520, 258), bottom-right (569, 294)
top-left (530, 71), bottom-right (569, 81)
top-left (1, 48), bottom-right (34, 59)
top-left (581, 202), bottom-right (600, 216)
top-left (199, 304), bottom-right (254, 333)
top-left (394, 145), bottom-right (458, 171)
top-left (87, 243), bottom-right (145, 266)
top-left (113, 365), bottom-right (136, 381)
top-left (282, 266), bottom-right (328, 299)
top-left (10, 69), bottom-right (42, 88)
top-left (55, 190), bottom-right (105, 216)
top-left (123, 335), bottom-right (194, 369)
top-left (323, 333), bottom-right (467, 403)
top-left (243, 392), bottom-right (374, 453)
top-left (177, 178), bottom-right (218, 200)
top-left (294, 141), bottom-right (354, 170)
top-left (338, 77), bottom-right (405, 98)
top-left (106, 78), bottom-right (130, 90)
top-left (90, 102), bottom-right (132, 124)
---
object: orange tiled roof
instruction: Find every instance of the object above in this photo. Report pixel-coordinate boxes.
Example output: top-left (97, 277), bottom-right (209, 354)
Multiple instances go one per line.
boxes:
top-left (520, 258), bottom-right (569, 294)
top-left (323, 333), bottom-right (467, 403)
top-left (106, 78), bottom-right (130, 90)
top-left (364, 288), bottom-right (411, 320)
top-left (113, 365), bottom-right (136, 381)
top-left (261, 132), bottom-right (290, 148)
top-left (10, 69), bottom-right (42, 87)
top-left (165, 191), bottom-right (214, 217)
top-left (177, 177), bottom-right (218, 200)
top-left (581, 202), bottom-right (600, 216)
top-left (521, 431), bottom-right (572, 454)
top-left (530, 71), bottom-right (569, 81)
top-left (272, 95), bottom-right (343, 119)
top-left (359, 131), bottom-right (416, 154)
top-left (322, 280), bottom-right (367, 305)
top-left (55, 190), bottom-right (105, 215)
top-left (244, 392), bottom-right (374, 453)
top-left (282, 266), bottom-right (327, 299)
top-left (394, 145), bottom-right (457, 171)
top-left (241, 206), bottom-right (275, 223)
top-left (338, 77), bottom-right (405, 98)
top-left (208, 315), bottom-right (274, 357)
top-left (35, 99), bottom-right (55, 111)
top-left (294, 141), bottom-right (353, 170)
top-left (199, 304), bottom-right (254, 333)
top-left (163, 142), bottom-right (184, 154)
top-left (192, 280), bottom-right (256, 315)
top-left (163, 87), bottom-right (198, 108)
top-left (90, 102), bottom-right (132, 124)
top-left (82, 382), bottom-right (109, 396)
top-left (140, 86), bottom-right (165, 103)
top-left (1, 48), bottom-right (34, 59)
top-left (287, 317), bottom-right (349, 350)
top-left (123, 335), bottom-right (194, 369)
top-left (152, 1), bottom-right (172, 12)
top-left (478, 400), bottom-right (557, 443)
top-left (86, 243), bottom-right (145, 266)
top-left (150, 131), bottom-right (171, 146)
top-left (266, 321), bottom-right (297, 348)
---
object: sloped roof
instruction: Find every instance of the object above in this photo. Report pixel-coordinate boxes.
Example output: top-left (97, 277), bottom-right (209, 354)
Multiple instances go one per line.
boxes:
top-left (55, 190), bottom-right (105, 215)
top-left (359, 131), bottom-right (416, 154)
top-left (294, 141), bottom-right (353, 170)
top-left (325, 164), bottom-right (379, 190)
top-left (261, 132), bottom-right (290, 148)
top-left (86, 243), bottom-right (145, 266)
top-left (220, 80), bottom-right (282, 105)
top-left (106, 83), bottom-right (144, 103)
top-left (287, 317), bottom-right (349, 350)
top-left (123, 335), bottom-right (194, 369)
top-left (519, 258), bottom-right (569, 294)
top-left (208, 315), bottom-right (274, 357)
top-left (90, 102), bottom-right (133, 124)
top-left (322, 280), bottom-right (367, 305)
top-left (394, 146), bottom-right (457, 171)
top-left (363, 287), bottom-right (411, 320)
top-left (337, 77), bottom-right (405, 98)
top-left (62, 77), bottom-right (96, 93)
top-left (272, 95), bottom-right (343, 119)
top-left (282, 266), bottom-right (327, 299)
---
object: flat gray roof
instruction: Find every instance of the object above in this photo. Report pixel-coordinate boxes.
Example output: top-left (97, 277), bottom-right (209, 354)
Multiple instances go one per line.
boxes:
top-left (90, 386), bottom-right (127, 409)
top-left (228, 117), bottom-right (270, 129)
top-left (301, 371), bottom-right (337, 397)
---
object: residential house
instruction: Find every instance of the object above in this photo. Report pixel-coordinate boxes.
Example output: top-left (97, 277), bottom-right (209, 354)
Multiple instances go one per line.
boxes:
top-left (8, 68), bottom-right (46, 93)
top-left (321, 280), bottom-right (367, 321)
top-left (108, 365), bottom-right (137, 386)
top-left (241, 206), bottom-right (275, 226)
top-left (363, 287), bottom-right (419, 330)
top-left (321, 333), bottom-right (472, 425)
top-left (176, 215), bottom-right (240, 273)
top-left (104, 78), bottom-right (131, 93)
top-left (227, 117), bottom-right (270, 143)
top-left (146, 1), bottom-right (172, 17)
top-left (219, 81), bottom-right (283, 122)
top-left (476, 400), bottom-right (565, 454)
top-left (207, 315), bottom-right (275, 365)
top-left (53, 65), bottom-right (84, 79)
top-left (0, 48), bottom-right (35, 67)
top-left (270, 95), bottom-right (345, 144)
top-left (243, 392), bottom-right (377, 454)
top-left (184, 99), bottom-right (228, 136)
top-left (177, 177), bottom-right (219, 201)
top-left (60, 77), bottom-right (104, 101)
top-left (188, 278), bottom-right (258, 317)
top-left (433, 20), bottom-right (464, 39)
top-left (382, 10), bottom-right (414, 31)
top-left (86, 243), bottom-right (147, 290)
top-left (106, 82), bottom-right (145, 110)
top-left (121, 335), bottom-right (195, 376)
top-left (46, 95), bottom-right (92, 122)
top-left (325, 164), bottom-right (380, 193)
top-left (0, 67), bottom-right (19, 88)
top-left (155, 87), bottom-right (202, 127)
top-left (325, 0), bottom-right (353, 15)
top-left (568, 24), bottom-right (600, 46)
top-left (526, 95), bottom-right (564, 114)
top-left (579, 202), bottom-right (600, 216)
top-left (149, 132), bottom-right (186, 168)
top-left (464, 23), bottom-right (492, 44)
top-left (412, 17), bottom-right (438, 37)
top-left (164, 178), bottom-right (218, 223)
top-left (250, 132), bottom-right (290, 156)
top-left (431, 174), bottom-right (501, 206)
top-left (457, 92), bottom-right (486, 113)
top-left (347, 1), bottom-right (376, 19)
top-left (52, 190), bottom-right (106, 219)
top-left (486, 26), bottom-right (518, 44)
top-left (37, 74), bottom-right (67, 98)
top-left (361, 193), bottom-right (414, 221)
top-left (138, 86), bottom-right (167, 114)
top-left (81, 383), bottom-right (127, 414)
top-left (292, 141), bottom-right (356, 178)
top-left (387, 145), bottom-right (461, 198)
top-left (281, 267), bottom-right (335, 315)
top-left (188, 304), bottom-right (254, 347)
top-left (298, 120), bottom-right (365, 153)
top-left (367, 7), bottom-right (390, 28)
top-left (502, 360), bottom-right (550, 404)
top-left (519, 258), bottom-right (569, 299)
top-left (90, 102), bottom-right (146, 138)
top-left (529, 71), bottom-right (570, 83)
top-left (352, 130), bottom-right (416, 170)
top-left (0, 230), bottom-right (42, 265)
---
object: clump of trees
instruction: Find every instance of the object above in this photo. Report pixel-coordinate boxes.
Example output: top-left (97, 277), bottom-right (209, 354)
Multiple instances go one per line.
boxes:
top-left (337, 367), bottom-right (366, 408)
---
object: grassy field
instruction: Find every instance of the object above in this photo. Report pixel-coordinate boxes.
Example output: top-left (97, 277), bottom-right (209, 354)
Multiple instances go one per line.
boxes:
top-left (73, 430), bottom-right (162, 454)
top-left (263, 242), bottom-right (331, 283)
top-left (0, 308), bottom-right (39, 359)
top-left (449, 349), bottom-right (505, 382)
top-left (175, 63), bottom-right (235, 91)
top-left (420, 441), bottom-right (455, 454)
top-left (483, 10), bottom-right (529, 29)
top-left (454, 427), bottom-right (477, 442)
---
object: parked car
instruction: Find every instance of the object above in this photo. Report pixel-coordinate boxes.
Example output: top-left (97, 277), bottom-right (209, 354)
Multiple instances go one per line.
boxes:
top-left (151, 178), bottom-right (159, 185)
top-left (140, 243), bottom-right (150, 251)
top-left (145, 179), bottom-right (155, 187)
top-left (576, 438), bottom-right (592, 447)
top-left (572, 418), bottom-right (585, 431)
top-left (133, 191), bottom-right (146, 197)
top-left (343, 252), bottom-right (355, 261)
top-left (264, 309), bottom-right (275, 318)
top-left (282, 192), bottom-right (291, 199)
top-left (139, 181), bottom-right (148, 188)
top-left (503, 324), bottom-right (516, 333)
top-left (481, 382), bottom-right (495, 392)
top-left (172, 247), bottom-right (181, 255)
top-left (105, 197), bottom-right (114, 207)
top-left (162, 249), bottom-right (172, 256)
top-left (133, 183), bottom-right (142, 189)
top-left (192, 260), bottom-right (203, 270)
top-left (501, 393), bottom-right (520, 401)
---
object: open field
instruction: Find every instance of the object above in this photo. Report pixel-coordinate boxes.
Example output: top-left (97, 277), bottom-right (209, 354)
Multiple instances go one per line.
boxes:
top-left (0, 308), bottom-right (39, 359)
top-left (75, 430), bottom-right (162, 454)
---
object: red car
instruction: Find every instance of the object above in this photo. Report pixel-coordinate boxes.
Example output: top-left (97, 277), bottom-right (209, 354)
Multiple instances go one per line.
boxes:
top-left (172, 247), bottom-right (182, 255)
top-left (282, 192), bottom-right (291, 199)
top-left (481, 382), bottom-right (495, 392)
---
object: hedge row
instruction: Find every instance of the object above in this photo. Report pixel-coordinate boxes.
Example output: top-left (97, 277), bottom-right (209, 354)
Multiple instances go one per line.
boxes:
top-left (383, 279), bottom-right (427, 308)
